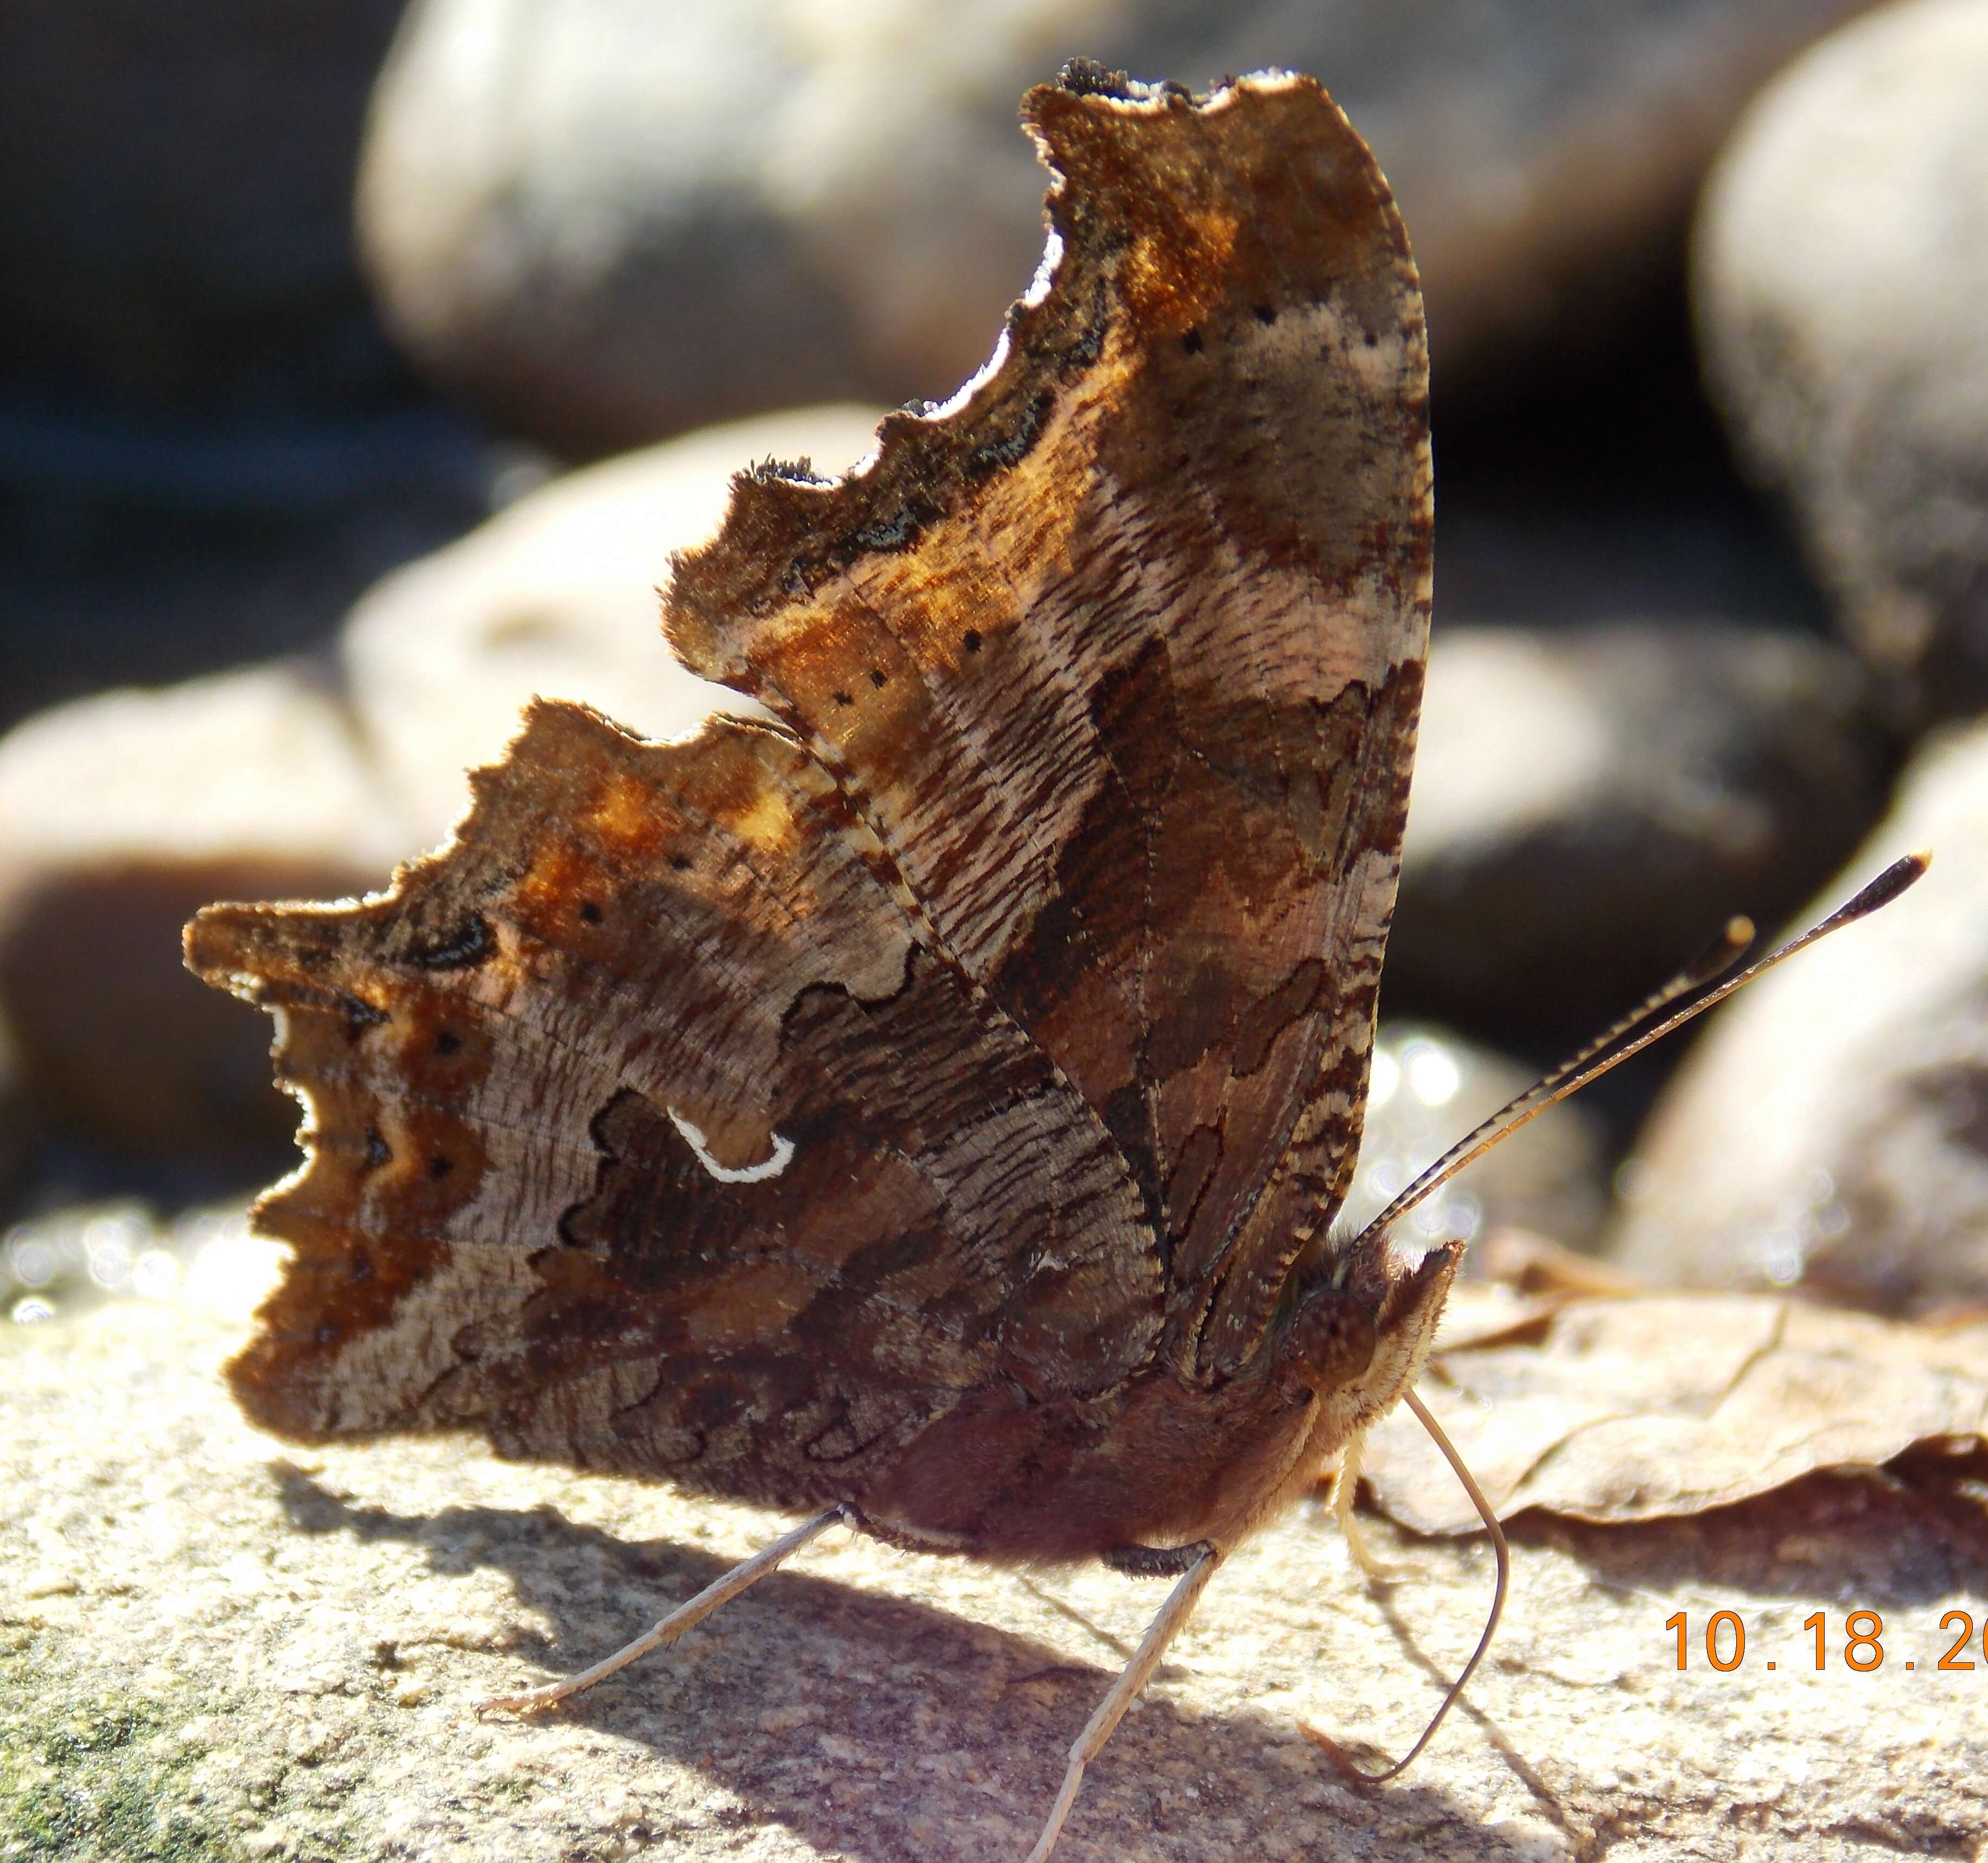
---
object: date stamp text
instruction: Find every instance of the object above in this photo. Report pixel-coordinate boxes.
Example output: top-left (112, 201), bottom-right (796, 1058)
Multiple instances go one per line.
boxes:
top-left (1666, 1609), bottom-right (1985, 1673)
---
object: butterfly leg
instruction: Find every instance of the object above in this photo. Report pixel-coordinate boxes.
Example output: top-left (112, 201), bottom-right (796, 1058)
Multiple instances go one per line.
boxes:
top-left (479, 1504), bottom-right (849, 1717)
top-left (1023, 1542), bottom-right (1220, 1863)
top-left (838, 1503), bottom-right (975, 1556)
top-left (1332, 1426), bottom-right (1417, 1584)
top-left (1101, 1540), bottom-right (1207, 1578)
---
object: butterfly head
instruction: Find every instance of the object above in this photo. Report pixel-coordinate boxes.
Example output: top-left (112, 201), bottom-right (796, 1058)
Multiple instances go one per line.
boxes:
top-left (1278, 1236), bottom-right (1460, 1440)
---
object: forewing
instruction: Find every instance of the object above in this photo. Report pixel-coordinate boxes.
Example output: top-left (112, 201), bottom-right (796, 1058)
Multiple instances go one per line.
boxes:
top-left (667, 73), bottom-right (1432, 1377)
top-left (187, 701), bottom-right (1160, 1503)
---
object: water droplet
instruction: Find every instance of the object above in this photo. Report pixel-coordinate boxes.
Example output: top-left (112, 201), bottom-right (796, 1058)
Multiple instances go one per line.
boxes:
top-left (87, 1238), bottom-right (134, 1291)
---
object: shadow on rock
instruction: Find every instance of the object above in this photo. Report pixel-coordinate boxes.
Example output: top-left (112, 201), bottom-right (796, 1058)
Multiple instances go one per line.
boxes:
top-left (269, 1462), bottom-right (1521, 1862)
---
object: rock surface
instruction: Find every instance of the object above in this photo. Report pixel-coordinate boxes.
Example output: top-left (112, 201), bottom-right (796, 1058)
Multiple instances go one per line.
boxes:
top-left (5, 1269), bottom-right (1986, 1860)
top-left (1388, 623), bottom-right (1895, 1053)
top-left (1694, 0), bottom-right (1988, 720)
top-left (356, 0), bottom-right (1879, 456)
top-left (1606, 717), bottom-right (1988, 1317)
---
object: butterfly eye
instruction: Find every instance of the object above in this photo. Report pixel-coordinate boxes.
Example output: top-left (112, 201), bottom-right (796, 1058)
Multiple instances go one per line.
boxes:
top-left (1283, 1288), bottom-right (1375, 1385)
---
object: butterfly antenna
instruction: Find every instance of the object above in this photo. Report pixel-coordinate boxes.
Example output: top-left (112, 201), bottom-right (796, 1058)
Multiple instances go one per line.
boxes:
top-left (1347, 852), bottom-right (1929, 1256)
top-left (1326, 1389), bottom-right (1509, 1783)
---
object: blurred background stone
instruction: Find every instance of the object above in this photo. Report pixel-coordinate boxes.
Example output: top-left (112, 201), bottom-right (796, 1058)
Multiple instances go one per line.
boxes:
top-left (1694, 0), bottom-right (1988, 722)
top-left (0, 410), bottom-right (500, 739)
top-left (0, 1019), bottom-right (32, 1213)
top-left (1344, 1022), bottom-right (1609, 1259)
top-left (341, 405), bottom-right (881, 846)
top-left (0, 0), bottom-right (502, 740)
top-left (0, 408), bottom-right (879, 1180)
top-left (0, 666), bottom-right (405, 1166)
top-left (357, 0), bottom-right (1881, 458)
top-left (1387, 623), bottom-right (1897, 1057)
top-left (1606, 719), bottom-right (1988, 1318)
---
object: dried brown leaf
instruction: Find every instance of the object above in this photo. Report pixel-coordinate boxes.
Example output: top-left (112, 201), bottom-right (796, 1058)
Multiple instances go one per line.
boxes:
top-left (1362, 1288), bottom-right (1988, 1533)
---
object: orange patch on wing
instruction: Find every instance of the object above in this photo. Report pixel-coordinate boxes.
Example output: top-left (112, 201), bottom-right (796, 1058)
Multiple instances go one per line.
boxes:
top-left (722, 782), bottom-right (799, 854)
top-left (512, 840), bottom-right (612, 930)
top-left (1125, 206), bottom-right (1240, 333)
top-left (582, 773), bottom-right (667, 854)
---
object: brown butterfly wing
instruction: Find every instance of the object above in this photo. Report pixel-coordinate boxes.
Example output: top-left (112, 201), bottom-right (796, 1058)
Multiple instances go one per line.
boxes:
top-left (667, 74), bottom-right (1430, 1377)
top-left (189, 702), bottom-right (1159, 1500)
top-left (187, 70), bottom-right (1429, 1497)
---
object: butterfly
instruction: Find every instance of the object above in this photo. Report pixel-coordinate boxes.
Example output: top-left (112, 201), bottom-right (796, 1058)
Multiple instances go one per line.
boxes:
top-left (182, 60), bottom-right (1920, 1862)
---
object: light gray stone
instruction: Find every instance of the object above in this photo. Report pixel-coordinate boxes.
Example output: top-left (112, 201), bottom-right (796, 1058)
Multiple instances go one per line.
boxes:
top-left (4, 1266), bottom-right (1985, 1859)
top-left (1694, 0), bottom-right (1988, 719)
top-left (356, 0), bottom-right (1880, 456)
top-left (1607, 717), bottom-right (1988, 1317)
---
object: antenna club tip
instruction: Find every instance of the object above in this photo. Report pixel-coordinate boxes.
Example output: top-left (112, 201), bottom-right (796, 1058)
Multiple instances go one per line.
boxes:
top-left (1849, 850), bottom-right (1933, 916)
top-left (1724, 915), bottom-right (1754, 946)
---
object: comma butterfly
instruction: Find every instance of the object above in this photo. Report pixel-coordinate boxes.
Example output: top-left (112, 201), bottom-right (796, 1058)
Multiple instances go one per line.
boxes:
top-left (186, 62), bottom-right (1922, 1861)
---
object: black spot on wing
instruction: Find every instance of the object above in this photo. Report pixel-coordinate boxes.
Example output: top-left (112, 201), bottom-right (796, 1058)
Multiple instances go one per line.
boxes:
top-left (404, 915), bottom-right (493, 971)
top-left (340, 992), bottom-right (389, 1040)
